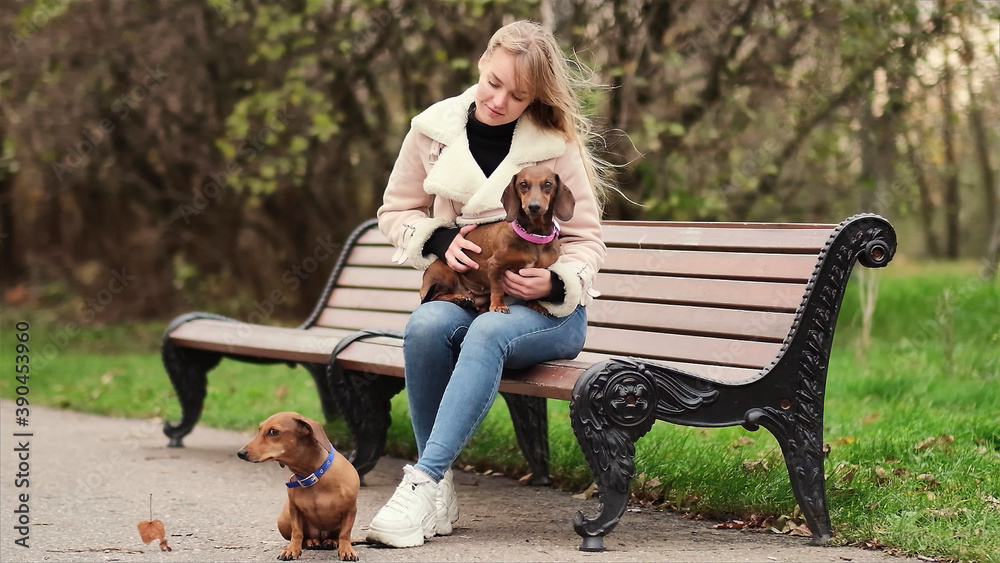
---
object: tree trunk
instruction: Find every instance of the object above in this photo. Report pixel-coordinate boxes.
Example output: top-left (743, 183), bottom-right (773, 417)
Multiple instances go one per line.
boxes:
top-left (906, 132), bottom-right (942, 257)
top-left (964, 53), bottom-right (998, 266)
top-left (940, 41), bottom-right (961, 258)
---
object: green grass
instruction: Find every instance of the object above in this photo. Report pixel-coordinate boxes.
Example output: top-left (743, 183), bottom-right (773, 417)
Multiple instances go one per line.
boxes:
top-left (2, 260), bottom-right (998, 562)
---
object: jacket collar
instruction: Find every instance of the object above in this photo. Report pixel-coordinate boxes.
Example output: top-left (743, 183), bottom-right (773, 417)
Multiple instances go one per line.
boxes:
top-left (410, 86), bottom-right (567, 219)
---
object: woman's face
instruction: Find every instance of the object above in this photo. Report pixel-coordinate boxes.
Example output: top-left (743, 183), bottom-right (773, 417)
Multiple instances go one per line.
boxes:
top-left (474, 48), bottom-right (533, 126)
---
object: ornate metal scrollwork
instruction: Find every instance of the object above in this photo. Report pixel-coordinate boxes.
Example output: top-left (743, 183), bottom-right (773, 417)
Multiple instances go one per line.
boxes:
top-left (570, 358), bottom-right (720, 551)
top-left (603, 369), bottom-right (655, 427)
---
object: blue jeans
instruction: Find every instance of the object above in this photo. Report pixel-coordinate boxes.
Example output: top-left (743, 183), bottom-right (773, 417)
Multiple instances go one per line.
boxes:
top-left (404, 300), bottom-right (587, 482)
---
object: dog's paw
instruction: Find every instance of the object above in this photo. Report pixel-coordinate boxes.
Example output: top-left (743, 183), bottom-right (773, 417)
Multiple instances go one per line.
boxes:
top-left (277, 548), bottom-right (301, 561)
top-left (489, 305), bottom-right (511, 314)
top-left (339, 546), bottom-right (359, 561)
top-left (303, 539), bottom-right (321, 550)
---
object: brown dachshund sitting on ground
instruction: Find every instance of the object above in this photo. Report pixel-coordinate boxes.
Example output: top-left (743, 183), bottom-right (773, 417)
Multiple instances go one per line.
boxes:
top-left (420, 164), bottom-right (575, 315)
top-left (238, 412), bottom-right (360, 561)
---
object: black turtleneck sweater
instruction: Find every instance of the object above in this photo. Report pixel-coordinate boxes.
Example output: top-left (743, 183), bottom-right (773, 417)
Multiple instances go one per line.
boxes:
top-left (466, 105), bottom-right (517, 177)
top-left (422, 104), bottom-right (565, 303)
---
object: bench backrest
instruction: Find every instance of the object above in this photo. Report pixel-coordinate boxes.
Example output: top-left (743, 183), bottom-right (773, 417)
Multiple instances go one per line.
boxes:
top-left (306, 219), bottom-right (838, 384)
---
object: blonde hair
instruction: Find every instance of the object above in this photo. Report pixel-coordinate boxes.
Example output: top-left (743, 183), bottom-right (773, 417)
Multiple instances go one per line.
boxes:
top-left (482, 20), bottom-right (612, 211)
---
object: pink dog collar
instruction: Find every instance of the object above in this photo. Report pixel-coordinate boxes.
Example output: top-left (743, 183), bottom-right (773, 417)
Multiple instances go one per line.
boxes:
top-left (511, 219), bottom-right (560, 244)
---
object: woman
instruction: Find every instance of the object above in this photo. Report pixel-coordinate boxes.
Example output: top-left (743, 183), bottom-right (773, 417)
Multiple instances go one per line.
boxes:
top-left (369, 20), bottom-right (608, 548)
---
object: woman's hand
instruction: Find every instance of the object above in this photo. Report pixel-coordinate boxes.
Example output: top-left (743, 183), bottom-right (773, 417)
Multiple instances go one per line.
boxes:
top-left (503, 268), bottom-right (552, 300)
top-left (445, 224), bottom-right (481, 272)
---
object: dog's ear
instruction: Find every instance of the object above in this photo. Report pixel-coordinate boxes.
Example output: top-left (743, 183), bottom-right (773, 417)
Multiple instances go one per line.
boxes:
top-left (293, 416), bottom-right (314, 438)
top-left (503, 175), bottom-right (522, 222)
top-left (551, 174), bottom-right (576, 221)
top-left (295, 415), bottom-right (332, 448)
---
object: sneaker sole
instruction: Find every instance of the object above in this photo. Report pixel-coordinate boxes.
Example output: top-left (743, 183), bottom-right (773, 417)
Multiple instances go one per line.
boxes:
top-left (435, 518), bottom-right (453, 536)
top-left (367, 513), bottom-right (436, 547)
top-left (366, 526), bottom-right (427, 548)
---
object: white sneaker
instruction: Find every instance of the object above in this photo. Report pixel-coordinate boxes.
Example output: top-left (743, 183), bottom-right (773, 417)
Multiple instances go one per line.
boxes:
top-left (435, 469), bottom-right (460, 535)
top-left (367, 465), bottom-right (438, 548)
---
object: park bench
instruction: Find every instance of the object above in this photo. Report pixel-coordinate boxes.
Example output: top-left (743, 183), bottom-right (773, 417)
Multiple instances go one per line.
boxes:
top-left (161, 213), bottom-right (896, 551)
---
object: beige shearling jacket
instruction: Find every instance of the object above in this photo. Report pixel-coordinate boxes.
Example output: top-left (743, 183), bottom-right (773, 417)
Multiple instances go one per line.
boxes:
top-left (377, 86), bottom-right (606, 317)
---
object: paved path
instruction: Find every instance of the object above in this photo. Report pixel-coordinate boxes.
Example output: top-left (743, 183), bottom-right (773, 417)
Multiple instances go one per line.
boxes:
top-left (0, 401), bottom-right (920, 562)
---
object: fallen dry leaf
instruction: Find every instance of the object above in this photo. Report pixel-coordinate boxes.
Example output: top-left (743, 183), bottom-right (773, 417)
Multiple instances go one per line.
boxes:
top-left (742, 458), bottom-right (770, 473)
top-left (833, 462), bottom-right (858, 484)
top-left (137, 519), bottom-right (172, 551)
top-left (3, 285), bottom-right (29, 306)
top-left (859, 412), bottom-right (880, 424)
top-left (983, 495), bottom-right (1000, 511)
top-left (915, 435), bottom-right (954, 451)
top-left (854, 539), bottom-right (887, 550)
top-left (137, 519), bottom-right (164, 544)
top-left (788, 523), bottom-right (812, 537)
top-left (572, 483), bottom-right (598, 500)
top-left (138, 495), bottom-right (172, 552)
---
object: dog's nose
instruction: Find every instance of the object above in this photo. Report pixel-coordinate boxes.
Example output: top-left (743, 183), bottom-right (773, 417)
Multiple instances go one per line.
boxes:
top-left (237, 448), bottom-right (248, 460)
top-left (528, 202), bottom-right (542, 214)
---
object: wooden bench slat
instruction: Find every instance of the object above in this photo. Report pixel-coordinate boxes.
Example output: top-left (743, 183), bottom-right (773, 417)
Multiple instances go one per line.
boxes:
top-left (334, 342), bottom-right (763, 400)
top-left (356, 230), bottom-right (392, 244)
top-left (169, 321), bottom-right (339, 364)
top-left (587, 300), bottom-right (793, 341)
top-left (336, 266), bottom-right (423, 289)
top-left (314, 308), bottom-right (411, 332)
top-left (361, 221), bottom-right (838, 251)
top-left (326, 332), bottom-right (765, 387)
top-left (336, 269), bottom-right (809, 313)
top-left (583, 326), bottom-right (781, 369)
top-left (601, 222), bottom-right (833, 252)
top-left (345, 245), bottom-right (402, 266)
top-left (593, 273), bottom-right (807, 312)
top-left (601, 249), bottom-right (818, 282)
top-left (326, 287), bottom-right (421, 312)
top-left (566, 351), bottom-right (760, 384)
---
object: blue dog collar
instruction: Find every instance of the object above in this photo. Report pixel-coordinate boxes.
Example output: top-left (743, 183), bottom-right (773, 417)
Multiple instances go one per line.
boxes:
top-left (286, 447), bottom-right (336, 489)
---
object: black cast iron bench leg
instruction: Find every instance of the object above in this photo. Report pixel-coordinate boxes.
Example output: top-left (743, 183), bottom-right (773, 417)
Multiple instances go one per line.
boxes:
top-left (501, 393), bottom-right (552, 486)
top-left (570, 358), bottom-right (720, 552)
top-left (162, 339), bottom-right (222, 448)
